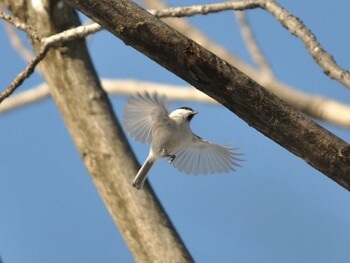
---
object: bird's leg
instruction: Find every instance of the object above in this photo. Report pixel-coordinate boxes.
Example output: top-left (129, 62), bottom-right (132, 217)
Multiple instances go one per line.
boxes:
top-left (159, 148), bottom-right (168, 158)
top-left (159, 149), bottom-right (176, 163)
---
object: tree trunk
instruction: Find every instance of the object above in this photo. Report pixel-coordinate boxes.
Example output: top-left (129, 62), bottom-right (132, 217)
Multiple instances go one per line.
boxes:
top-left (3, 0), bottom-right (193, 262)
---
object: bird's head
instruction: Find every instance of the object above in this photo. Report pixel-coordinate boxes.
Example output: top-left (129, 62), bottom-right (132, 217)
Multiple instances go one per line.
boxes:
top-left (169, 107), bottom-right (198, 122)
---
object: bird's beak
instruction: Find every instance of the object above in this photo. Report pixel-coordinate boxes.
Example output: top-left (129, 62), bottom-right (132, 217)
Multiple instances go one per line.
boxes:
top-left (192, 111), bottom-right (198, 115)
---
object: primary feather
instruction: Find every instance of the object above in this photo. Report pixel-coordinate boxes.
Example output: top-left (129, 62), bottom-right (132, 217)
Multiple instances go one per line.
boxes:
top-left (124, 93), bottom-right (170, 144)
top-left (172, 135), bottom-right (242, 175)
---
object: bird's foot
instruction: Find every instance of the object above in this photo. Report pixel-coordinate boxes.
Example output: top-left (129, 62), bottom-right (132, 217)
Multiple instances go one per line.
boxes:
top-left (160, 149), bottom-right (175, 163)
top-left (167, 155), bottom-right (176, 163)
top-left (160, 148), bottom-right (168, 157)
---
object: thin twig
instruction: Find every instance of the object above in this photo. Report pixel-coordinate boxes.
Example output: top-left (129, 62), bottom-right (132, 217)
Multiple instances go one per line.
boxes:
top-left (5, 22), bottom-right (35, 63)
top-left (0, 22), bottom-right (102, 104)
top-left (41, 22), bottom-right (101, 45)
top-left (0, 44), bottom-right (48, 103)
top-left (235, 11), bottom-right (274, 77)
top-left (148, 0), bottom-right (260, 17)
top-left (0, 10), bottom-right (41, 41)
top-left (260, 0), bottom-right (350, 90)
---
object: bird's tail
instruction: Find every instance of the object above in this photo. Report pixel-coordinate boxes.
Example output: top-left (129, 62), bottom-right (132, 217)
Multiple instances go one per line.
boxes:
top-left (133, 158), bottom-right (155, 189)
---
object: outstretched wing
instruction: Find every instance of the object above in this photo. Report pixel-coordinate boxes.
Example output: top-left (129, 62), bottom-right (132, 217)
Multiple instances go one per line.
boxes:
top-left (123, 92), bottom-right (170, 144)
top-left (171, 134), bottom-right (243, 175)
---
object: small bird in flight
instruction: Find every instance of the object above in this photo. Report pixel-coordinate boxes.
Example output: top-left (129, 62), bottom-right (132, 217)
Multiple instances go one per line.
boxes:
top-left (123, 92), bottom-right (242, 189)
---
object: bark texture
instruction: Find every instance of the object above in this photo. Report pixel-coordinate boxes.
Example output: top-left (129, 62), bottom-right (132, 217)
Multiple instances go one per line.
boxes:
top-left (62, 0), bottom-right (350, 189)
top-left (3, 0), bottom-right (193, 262)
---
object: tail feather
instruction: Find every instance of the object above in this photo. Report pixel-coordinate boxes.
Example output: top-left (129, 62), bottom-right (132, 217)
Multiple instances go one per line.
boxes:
top-left (133, 158), bottom-right (155, 189)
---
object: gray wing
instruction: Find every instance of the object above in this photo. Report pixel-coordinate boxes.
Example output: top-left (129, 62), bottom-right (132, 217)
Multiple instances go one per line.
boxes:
top-left (123, 92), bottom-right (170, 144)
top-left (171, 134), bottom-right (243, 175)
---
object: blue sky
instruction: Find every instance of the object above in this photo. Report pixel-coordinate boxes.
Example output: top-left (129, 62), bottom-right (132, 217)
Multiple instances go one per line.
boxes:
top-left (1, 1), bottom-right (350, 262)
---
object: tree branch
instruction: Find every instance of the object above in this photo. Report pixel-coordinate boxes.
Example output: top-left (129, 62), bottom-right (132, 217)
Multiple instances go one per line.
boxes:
top-left (0, 10), bottom-right (41, 40)
top-left (0, 79), bottom-right (215, 113)
top-left (5, 21), bottom-right (36, 63)
top-left (63, 0), bottom-right (350, 190)
top-left (148, 0), bottom-right (350, 90)
top-left (0, 44), bottom-right (48, 103)
top-left (0, 19), bottom-right (103, 104)
top-left (3, 1), bottom-right (193, 262)
top-left (261, 0), bottom-right (350, 90)
top-left (235, 11), bottom-right (274, 77)
top-left (2, 79), bottom-right (350, 131)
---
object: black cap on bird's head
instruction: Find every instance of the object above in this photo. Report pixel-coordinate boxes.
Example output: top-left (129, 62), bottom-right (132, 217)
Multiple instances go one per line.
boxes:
top-left (179, 106), bottom-right (194, 111)
top-left (169, 106), bottom-right (198, 121)
top-left (179, 107), bottom-right (198, 121)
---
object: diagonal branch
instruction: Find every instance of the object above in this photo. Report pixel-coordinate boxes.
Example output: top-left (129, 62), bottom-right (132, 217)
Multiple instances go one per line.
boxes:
top-left (0, 21), bottom-right (102, 104)
top-left (260, 0), bottom-right (350, 90)
top-left (235, 11), bottom-right (274, 77)
top-left (0, 10), bottom-right (41, 41)
top-left (142, 0), bottom-right (350, 127)
top-left (0, 44), bottom-right (48, 103)
top-left (63, 0), bottom-right (350, 190)
top-left (5, 21), bottom-right (36, 63)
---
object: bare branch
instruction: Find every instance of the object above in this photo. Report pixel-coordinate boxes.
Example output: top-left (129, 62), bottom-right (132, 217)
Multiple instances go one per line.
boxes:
top-left (0, 80), bottom-right (211, 113)
top-left (0, 10), bottom-right (41, 41)
top-left (235, 11), bottom-right (274, 77)
top-left (2, 79), bottom-right (350, 128)
top-left (0, 22), bottom-right (102, 104)
top-left (261, 0), bottom-right (350, 90)
top-left (5, 22), bottom-right (35, 63)
top-left (42, 22), bottom-right (101, 45)
top-left (148, 1), bottom-right (259, 17)
top-left (146, 0), bottom-right (350, 90)
top-left (0, 44), bottom-right (48, 103)
top-left (0, 83), bottom-right (49, 112)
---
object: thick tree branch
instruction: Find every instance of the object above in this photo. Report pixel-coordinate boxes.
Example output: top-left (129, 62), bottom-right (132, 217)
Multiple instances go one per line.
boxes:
top-left (142, 0), bottom-right (350, 128)
top-left (3, 0), bottom-right (193, 262)
top-left (63, 0), bottom-right (350, 190)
